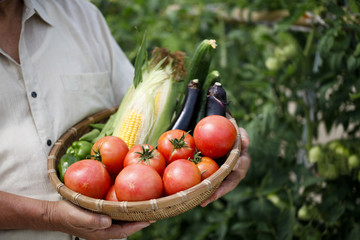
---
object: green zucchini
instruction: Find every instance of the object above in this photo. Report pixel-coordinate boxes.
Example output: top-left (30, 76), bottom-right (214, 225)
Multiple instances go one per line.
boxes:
top-left (185, 39), bottom-right (217, 87)
top-left (177, 39), bottom-right (217, 113)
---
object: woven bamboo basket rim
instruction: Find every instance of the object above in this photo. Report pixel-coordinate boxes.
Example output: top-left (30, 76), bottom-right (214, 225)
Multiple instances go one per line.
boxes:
top-left (48, 107), bottom-right (241, 221)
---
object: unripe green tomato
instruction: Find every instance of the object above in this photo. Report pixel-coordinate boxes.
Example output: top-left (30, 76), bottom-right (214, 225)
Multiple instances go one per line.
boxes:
top-left (274, 47), bottom-right (286, 62)
top-left (324, 164), bottom-right (339, 180)
top-left (328, 140), bottom-right (341, 151)
top-left (265, 57), bottom-right (280, 71)
top-left (348, 155), bottom-right (360, 170)
top-left (282, 44), bottom-right (297, 59)
top-left (267, 193), bottom-right (280, 205)
top-left (308, 146), bottom-right (324, 163)
top-left (334, 145), bottom-right (350, 157)
top-left (266, 193), bottom-right (286, 209)
top-left (297, 205), bottom-right (311, 221)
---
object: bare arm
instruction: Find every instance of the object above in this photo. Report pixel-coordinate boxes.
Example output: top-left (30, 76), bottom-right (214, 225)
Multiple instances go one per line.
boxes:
top-left (0, 191), bottom-right (151, 240)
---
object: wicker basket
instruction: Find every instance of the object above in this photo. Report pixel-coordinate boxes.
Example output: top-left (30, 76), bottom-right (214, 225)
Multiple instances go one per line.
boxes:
top-left (47, 107), bottom-right (241, 221)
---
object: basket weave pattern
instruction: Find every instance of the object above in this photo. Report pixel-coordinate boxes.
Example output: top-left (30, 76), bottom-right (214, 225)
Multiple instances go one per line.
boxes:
top-left (48, 107), bottom-right (241, 221)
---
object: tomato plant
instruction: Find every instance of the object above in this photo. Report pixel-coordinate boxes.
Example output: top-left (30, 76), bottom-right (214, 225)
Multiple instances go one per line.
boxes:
top-left (157, 130), bottom-right (196, 164)
top-left (163, 159), bottom-right (201, 196)
top-left (124, 144), bottom-right (166, 176)
top-left (193, 115), bottom-right (237, 159)
top-left (64, 159), bottom-right (111, 199)
top-left (91, 136), bottom-right (129, 175)
top-left (92, 1), bottom-right (360, 239)
top-left (114, 164), bottom-right (163, 201)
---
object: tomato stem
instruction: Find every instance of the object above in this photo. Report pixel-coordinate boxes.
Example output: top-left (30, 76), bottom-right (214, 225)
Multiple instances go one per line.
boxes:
top-left (135, 145), bottom-right (157, 165)
top-left (169, 131), bottom-right (190, 149)
top-left (191, 150), bottom-right (203, 164)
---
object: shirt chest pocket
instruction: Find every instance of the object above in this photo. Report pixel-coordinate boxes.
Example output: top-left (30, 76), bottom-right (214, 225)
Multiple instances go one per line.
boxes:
top-left (60, 72), bottom-right (116, 119)
top-left (61, 72), bottom-right (112, 92)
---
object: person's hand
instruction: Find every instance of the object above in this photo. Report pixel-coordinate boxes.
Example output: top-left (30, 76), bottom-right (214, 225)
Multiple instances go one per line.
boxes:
top-left (46, 200), bottom-right (153, 240)
top-left (201, 127), bottom-right (251, 207)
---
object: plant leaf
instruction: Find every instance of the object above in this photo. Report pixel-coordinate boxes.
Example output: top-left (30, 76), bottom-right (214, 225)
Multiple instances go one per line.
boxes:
top-left (350, 91), bottom-right (360, 100)
top-left (133, 32), bottom-right (147, 88)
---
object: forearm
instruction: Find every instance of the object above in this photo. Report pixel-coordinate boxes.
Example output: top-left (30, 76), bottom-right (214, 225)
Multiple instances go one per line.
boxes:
top-left (0, 191), bottom-right (52, 231)
top-left (0, 190), bottom-right (152, 239)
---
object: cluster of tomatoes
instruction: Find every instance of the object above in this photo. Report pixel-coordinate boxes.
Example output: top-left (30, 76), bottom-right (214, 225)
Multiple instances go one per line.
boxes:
top-left (63, 115), bottom-right (237, 202)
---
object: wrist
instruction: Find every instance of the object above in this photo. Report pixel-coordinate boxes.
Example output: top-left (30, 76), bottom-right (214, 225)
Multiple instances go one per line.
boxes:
top-left (0, 191), bottom-right (57, 231)
top-left (38, 199), bottom-right (58, 231)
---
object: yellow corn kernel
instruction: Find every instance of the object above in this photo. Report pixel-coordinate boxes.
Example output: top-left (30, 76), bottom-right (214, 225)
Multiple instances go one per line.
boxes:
top-left (118, 110), bottom-right (143, 149)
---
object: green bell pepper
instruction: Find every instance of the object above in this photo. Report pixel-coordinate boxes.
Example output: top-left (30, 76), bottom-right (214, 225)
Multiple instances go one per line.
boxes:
top-left (66, 140), bottom-right (93, 160)
top-left (58, 154), bottom-right (79, 182)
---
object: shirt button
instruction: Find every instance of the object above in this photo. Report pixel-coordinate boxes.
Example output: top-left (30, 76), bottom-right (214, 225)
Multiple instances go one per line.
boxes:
top-left (47, 139), bottom-right (52, 146)
top-left (31, 91), bottom-right (37, 98)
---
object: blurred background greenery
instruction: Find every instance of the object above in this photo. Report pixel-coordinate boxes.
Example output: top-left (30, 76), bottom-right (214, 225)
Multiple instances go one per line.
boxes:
top-left (91, 0), bottom-right (360, 239)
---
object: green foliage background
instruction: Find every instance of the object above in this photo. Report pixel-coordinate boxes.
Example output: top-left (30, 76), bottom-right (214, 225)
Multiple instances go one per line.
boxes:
top-left (91, 0), bottom-right (360, 239)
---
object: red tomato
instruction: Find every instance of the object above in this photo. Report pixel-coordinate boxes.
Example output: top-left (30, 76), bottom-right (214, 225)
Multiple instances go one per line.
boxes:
top-left (123, 144), bottom-right (166, 176)
top-left (114, 164), bottom-right (163, 201)
top-left (163, 159), bottom-right (201, 196)
top-left (157, 130), bottom-right (196, 164)
top-left (196, 156), bottom-right (219, 180)
top-left (64, 159), bottom-right (111, 199)
top-left (193, 115), bottom-right (237, 159)
top-left (91, 136), bottom-right (129, 175)
top-left (104, 185), bottom-right (118, 201)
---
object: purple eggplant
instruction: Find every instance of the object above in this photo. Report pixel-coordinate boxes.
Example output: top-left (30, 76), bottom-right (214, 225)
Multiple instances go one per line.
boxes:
top-left (170, 79), bottom-right (200, 131)
top-left (205, 82), bottom-right (228, 117)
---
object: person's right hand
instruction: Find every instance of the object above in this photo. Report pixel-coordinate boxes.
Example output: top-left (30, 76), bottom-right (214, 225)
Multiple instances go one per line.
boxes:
top-left (47, 200), bottom-right (152, 240)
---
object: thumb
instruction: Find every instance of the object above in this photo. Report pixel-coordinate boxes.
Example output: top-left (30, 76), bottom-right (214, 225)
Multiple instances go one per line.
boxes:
top-left (81, 214), bottom-right (112, 230)
top-left (95, 215), bottom-right (112, 229)
top-left (63, 201), bottom-right (112, 230)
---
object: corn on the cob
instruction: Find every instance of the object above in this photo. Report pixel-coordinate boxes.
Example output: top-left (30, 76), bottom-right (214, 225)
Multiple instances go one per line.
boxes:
top-left (97, 38), bottom-right (216, 148)
top-left (110, 46), bottom-right (186, 148)
top-left (118, 110), bottom-right (143, 149)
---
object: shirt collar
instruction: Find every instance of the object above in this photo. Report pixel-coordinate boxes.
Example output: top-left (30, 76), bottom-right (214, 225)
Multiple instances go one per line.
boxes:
top-left (23, 0), bottom-right (53, 26)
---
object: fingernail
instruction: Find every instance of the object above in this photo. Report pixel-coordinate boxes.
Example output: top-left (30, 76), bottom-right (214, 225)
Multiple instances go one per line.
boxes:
top-left (100, 215), bottom-right (111, 228)
top-left (149, 220), bottom-right (156, 224)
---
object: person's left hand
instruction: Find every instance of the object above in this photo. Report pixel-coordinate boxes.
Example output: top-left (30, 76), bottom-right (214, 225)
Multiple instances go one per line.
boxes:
top-left (200, 127), bottom-right (251, 207)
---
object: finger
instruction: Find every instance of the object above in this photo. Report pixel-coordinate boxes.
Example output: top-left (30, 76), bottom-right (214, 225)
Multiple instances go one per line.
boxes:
top-left (233, 150), bottom-right (251, 173)
top-left (239, 127), bottom-right (250, 150)
top-left (200, 137), bottom-right (251, 207)
top-left (96, 221), bottom-right (152, 240)
top-left (200, 167), bottom-right (241, 207)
